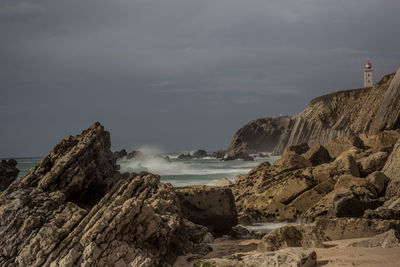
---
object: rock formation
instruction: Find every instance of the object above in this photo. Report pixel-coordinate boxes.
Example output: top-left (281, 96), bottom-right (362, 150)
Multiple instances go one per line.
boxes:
top-left (175, 185), bottom-right (238, 235)
top-left (0, 123), bottom-right (212, 266)
top-left (0, 159), bottom-right (19, 192)
top-left (227, 69), bottom-right (400, 156)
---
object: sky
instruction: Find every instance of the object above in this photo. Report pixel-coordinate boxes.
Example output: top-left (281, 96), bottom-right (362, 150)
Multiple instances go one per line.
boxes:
top-left (1, 0), bottom-right (400, 157)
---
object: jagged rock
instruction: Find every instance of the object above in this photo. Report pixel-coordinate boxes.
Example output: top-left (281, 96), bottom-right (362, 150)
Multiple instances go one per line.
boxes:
top-left (383, 139), bottom-right (400, 198)
top-left (126, 150), bottom-right (144, 159)
top-left (0, 159), bottom-right (19, 192)
top-left (330, 191), bottom-right (383, 218)
top-left (226, 116), bottom-right (292, 156)
top-left (301, 144), bottom-right (331, 166)
top-left (357, 151), bottom-right (388, 177)
top-left (348, 229), bottom-right (400, 248)
top-left (214, 177), bottom-right (233, 187)
top-left (364, 207), bottom-right (400, 220)
top-left (313, 217), bottom-right (400, 241)
top-left (273, 152), bottom-right (312, 170)
top-left (192, 149), bottom-right (208, 158)
top-left (370, 68), bottom-right (400, 134)
top-left (195, 247), bottom-right (317, 267)
top-left (366, 171), bottom-right (389, 194)
top-left (211, 149), bottom-right (226, 159)
top-left (0, 123), bottom-right (211, 267)
top-left (175, 185), bottom-right (238, 235)
top-left (113, 149), bottom-right (127, 159)
top-left (258, 225), bottom-right (324, 252)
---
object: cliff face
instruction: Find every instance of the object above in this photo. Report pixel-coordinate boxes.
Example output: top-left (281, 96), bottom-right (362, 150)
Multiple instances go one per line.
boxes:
top-left (227, 116), bottom-right (292, 155)
top-left (228, 69), bottom-right (400, 156)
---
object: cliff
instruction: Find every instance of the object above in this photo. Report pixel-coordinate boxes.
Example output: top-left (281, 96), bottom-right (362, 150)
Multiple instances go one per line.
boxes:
top-left (227, 68), bottom-right (400, 156)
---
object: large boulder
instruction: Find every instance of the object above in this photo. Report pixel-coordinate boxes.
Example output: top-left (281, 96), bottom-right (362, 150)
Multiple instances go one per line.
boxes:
top-left (175, 185), bottom-right (238, 235)
top-left (357, 151), bottom-right (388, 177)
top-left (383, 139), bottom-right (400, 198)
top-left (0, 123), bottom-right (211, 266)
top-left (325, 135), bottom-right (364, 159)
top-left (301, 145), bottom-right (331, 166)
top-left (258, 225), bottom-right (324, 252)
top-left (273, 152), bottom-right (312, 170)
top-left (0, 159), bottom-right (19, 192)
top-left (195, 248), bottom-right (317, 267)
top-left (366, 171), bottom-right (389, 195)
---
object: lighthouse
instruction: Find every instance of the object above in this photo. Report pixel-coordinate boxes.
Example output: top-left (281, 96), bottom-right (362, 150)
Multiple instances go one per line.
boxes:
top-left (364, 60), bottom-right (373, 87)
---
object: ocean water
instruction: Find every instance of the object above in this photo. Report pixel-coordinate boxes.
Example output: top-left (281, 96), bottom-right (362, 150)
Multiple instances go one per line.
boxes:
top-left (12, 152), bottom-right (280, 187)
top-left (118, 152), bottom-right (280, 187)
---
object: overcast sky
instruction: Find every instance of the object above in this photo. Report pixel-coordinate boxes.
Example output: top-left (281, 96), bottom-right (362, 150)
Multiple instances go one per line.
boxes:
top-left (1, 0), bottom-right (400, 157)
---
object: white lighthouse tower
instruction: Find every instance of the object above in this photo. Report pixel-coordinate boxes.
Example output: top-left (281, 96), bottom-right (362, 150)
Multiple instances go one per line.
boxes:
top-left (364, 60), bottom-right (373, 87)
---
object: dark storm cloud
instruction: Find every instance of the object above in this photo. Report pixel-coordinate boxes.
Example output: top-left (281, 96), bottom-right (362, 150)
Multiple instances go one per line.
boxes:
top-left (1, 0), bottom-right (400, 157)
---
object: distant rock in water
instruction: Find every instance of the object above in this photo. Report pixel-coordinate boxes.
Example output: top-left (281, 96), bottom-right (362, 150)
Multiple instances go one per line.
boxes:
top-left (227, 69), bottom-right (400, 156)
top-left (113, 148), bottom-right (127, 159)
top-left (0, 159), bottom-right (19, 191)
top-left (0, 122), bottom-right (212, 266)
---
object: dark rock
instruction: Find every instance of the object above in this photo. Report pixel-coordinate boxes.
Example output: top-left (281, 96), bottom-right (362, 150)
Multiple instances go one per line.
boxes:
top-left (126, 150), bottom-right (144, 159)
top-left (178, 153), bottom-right (192, 159)
top-left (113, 149), bottom-right (127, 159)
top-left (0, 159), bottom-right (19, 191)
top-left (192, 149), bottom-right (208, 158)
top-left (175, 185), bottom-right (238, 236)
top-left (331, 191), bottom-right (384, 218)
top-left (285, 143), bottom-right (310, 155)
top-left (301, 144), bottom-right (331, 166)
top-left (211, 149), bottom-right (225, 159)
top-left (364, 207), bottom-right (400, 220)
top-left (223, 151), bottom-right (254, 161)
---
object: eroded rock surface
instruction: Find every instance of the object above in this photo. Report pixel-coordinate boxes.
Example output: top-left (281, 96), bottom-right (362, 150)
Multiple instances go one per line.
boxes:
top-left (0, 123), bottom-right (210, 267)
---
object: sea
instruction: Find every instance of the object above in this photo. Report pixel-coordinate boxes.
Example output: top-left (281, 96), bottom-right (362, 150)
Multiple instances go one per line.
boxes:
top-left (13, 151), bottom-right (280, 187)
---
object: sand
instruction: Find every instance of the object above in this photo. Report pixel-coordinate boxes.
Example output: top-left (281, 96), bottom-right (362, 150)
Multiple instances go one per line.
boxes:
top-left (174, 237), bottom-right (400, 266)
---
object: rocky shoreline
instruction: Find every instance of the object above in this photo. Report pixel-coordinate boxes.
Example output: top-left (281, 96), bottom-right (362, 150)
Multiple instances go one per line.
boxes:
top-left (1, 69), bottom-right (400, 266)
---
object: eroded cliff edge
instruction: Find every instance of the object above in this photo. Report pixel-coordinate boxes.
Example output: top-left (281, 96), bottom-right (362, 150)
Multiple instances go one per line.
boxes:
top-left (227, 68), bottom-right (400, 156)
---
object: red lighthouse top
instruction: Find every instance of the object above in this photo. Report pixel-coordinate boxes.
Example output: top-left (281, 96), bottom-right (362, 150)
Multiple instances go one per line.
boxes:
top-left (365, 60), bottom-right (372, 69)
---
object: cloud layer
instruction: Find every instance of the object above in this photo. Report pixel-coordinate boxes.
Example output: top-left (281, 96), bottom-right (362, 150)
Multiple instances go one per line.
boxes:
top-left (1, 0), bottom-right (400, 156)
